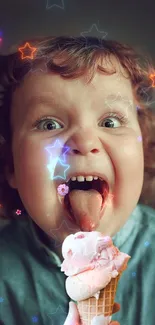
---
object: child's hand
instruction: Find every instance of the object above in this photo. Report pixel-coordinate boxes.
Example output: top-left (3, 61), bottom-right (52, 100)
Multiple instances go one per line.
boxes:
top-left (64, 301), bottom-right (120, 325)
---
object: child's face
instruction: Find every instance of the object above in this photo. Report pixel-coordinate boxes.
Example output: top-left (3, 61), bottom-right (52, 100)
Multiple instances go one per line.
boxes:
top-left (7, 56), bottom-right (144, 244)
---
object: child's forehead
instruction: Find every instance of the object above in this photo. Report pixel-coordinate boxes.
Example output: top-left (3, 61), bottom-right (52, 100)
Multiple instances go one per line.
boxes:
top-left (12, 55), bottom-right (133, 115)
top-left (13, 75), bottom-right (133, 114)
top-left (19, 63), bottom-right (130, 95)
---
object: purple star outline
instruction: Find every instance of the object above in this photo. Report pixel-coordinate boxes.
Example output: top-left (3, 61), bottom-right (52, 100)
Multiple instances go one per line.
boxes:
top-left (45, 139), bottom-right (70, 163)
top-left (45, 139), bottom-right (71, 181)
top-left (81, 23), bottom-right (108, 49)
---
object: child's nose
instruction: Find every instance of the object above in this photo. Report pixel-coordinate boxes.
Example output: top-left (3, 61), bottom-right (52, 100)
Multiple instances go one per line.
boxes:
top-left (65, 128), bottom-right (103, 156)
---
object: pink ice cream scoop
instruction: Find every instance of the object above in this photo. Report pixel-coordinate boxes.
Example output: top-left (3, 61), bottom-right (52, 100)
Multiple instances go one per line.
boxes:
top-left (61, 231), bottom-right (130, 301)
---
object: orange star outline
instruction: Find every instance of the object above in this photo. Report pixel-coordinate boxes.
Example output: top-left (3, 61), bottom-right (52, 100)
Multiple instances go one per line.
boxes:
top-left (18, 42), bottom-right (37, 60)
top-left (149, 73), bottom-right (155, 88)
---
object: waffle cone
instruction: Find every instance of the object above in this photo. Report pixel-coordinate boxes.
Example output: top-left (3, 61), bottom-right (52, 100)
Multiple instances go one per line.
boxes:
top-left (77, 273), bottom-right (121, 325)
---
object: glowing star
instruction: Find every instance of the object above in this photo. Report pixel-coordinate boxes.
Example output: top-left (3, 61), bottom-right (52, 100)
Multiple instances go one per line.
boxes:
top-left (57, 183), bottom-right (69, 196)
top-left (144, 241), bottom-right (150, 247)
top-left (18, 42), bottom-right (37, 60)
top-left (131, 271), bottom-right (136, 277)
top-left (45, 139), bottom-right (70, 163)
top-left (104, 92), bottom-right (133, 119)
top-left (149, 73), bottom-right (155, 87)
top-left (48, 220), bottom-right (79, 247)
top-left (16, 209), bottom-right (22, 216)
top-left (45, 139), bottom-right (71, 180)
top-left (46, 0), bottom-right (65, 10)
top-left (81, 24), bottom-right (107, 48)
top-left (47, 158), bottom-right (70, 181)
top-left (31, 315), bottom-right (38, 323)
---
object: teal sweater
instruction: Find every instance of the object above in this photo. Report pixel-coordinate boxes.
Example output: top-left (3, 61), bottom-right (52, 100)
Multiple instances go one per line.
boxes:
top-left (0, 204), bottom-right (155, 325)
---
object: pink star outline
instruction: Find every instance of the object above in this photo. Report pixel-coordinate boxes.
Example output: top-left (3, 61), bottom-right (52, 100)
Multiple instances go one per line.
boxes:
top-left (48, 219), bottom-right (79, 247)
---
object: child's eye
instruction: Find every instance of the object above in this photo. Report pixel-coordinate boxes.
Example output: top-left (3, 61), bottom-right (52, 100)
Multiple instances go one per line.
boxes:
top-left (99, 113), bottom-right (128, 128)
top-left (33, 118), bottom-right (63, 131)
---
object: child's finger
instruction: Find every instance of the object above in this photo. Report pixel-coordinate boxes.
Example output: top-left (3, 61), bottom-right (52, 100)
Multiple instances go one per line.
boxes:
top-left (63, 301), bottom-right (80, 325)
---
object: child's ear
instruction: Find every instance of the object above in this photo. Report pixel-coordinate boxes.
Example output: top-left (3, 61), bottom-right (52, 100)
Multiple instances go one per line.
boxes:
top-left (5, 166), bottom-right (17, 189)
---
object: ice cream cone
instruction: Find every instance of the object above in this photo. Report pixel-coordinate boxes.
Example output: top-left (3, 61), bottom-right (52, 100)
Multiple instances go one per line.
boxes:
top-left (77, 273), bottom-right (121, 325)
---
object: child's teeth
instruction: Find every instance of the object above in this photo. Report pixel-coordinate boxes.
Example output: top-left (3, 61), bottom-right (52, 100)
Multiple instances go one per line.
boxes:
top-left (85, 176), bottom-right (93, 181)
top-left (76, 176), bottom-right (85, 182)
top-left (71, 177), bottom-right (76, 181)
top-left (70, 176), bottom-right (99, 182)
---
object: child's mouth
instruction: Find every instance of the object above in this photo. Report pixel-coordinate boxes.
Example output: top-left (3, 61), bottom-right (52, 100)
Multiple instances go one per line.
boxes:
top-left (63, 178), bottom-right (109, 231)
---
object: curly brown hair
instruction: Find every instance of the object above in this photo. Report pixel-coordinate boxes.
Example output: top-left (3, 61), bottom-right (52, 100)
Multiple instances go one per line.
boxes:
top-left (0, 35), bottom-right (154, 219)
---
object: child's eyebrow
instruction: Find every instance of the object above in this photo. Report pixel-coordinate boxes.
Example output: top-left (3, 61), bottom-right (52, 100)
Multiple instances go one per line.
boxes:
top-left (24, 94), bottom-right (61, 116)
top-left (26, 94), bottom-right (57, 108)
top-left (24, 93), bottom-right (134, 118)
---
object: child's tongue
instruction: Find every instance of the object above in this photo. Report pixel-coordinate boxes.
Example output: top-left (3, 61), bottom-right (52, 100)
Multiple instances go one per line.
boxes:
top-left (68, 189), bottom-right (103, 231)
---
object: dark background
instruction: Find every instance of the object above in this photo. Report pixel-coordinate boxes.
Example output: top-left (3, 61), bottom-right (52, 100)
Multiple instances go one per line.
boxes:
top-left (0, 0), bottom-right (155, 61)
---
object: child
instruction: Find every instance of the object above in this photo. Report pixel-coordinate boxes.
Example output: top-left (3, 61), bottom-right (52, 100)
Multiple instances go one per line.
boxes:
top-left (0, 36), bottom-right (154, 325)
top-left (139, 108), bottom-right (155, 209)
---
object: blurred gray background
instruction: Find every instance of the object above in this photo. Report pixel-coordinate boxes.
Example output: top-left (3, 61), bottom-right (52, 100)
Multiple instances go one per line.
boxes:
top-left (0, 0), bottom-right (155, 61)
